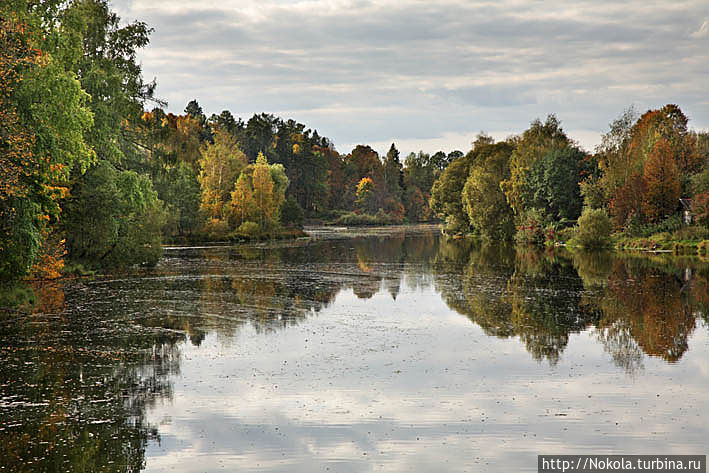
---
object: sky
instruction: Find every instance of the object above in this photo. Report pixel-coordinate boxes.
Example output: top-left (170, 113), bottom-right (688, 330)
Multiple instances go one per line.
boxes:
top-left (111, 0), bottom-right (709, 156)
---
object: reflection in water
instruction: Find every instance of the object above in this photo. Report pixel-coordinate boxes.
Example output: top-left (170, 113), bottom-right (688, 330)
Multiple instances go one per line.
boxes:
top-left (1, 225), bottom-right (707, 472)
top-left (0, 282), bottom-right (181, 472)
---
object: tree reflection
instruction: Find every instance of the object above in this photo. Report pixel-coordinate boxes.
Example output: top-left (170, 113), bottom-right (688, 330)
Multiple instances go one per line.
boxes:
top-left (1, 227), bottom-right (707, 472)
top-left (0, 281), bottom-right (181, 473)
top-left (592, 256), bottom-right (699, 364)
top-left (434, 238), bottom-right (706, 368)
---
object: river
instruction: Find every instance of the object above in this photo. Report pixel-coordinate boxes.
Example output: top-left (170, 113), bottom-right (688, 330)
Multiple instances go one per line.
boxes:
top-left (1, 225), bottom-right (707, 472)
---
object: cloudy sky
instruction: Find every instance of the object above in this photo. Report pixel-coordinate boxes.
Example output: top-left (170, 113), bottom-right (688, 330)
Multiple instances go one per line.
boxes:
top-left (112, 0), bottom-right (709, 155)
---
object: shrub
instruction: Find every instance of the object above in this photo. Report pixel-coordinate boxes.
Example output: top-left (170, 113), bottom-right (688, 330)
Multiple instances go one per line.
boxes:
top-left (333, 210), bottom-right (402, 226)
top-left (237, 221), bottom-right (260, 238)
top-left (624, 214), bottom-right (682, 238)
top-left (572, 208), bottom-right (613, 248)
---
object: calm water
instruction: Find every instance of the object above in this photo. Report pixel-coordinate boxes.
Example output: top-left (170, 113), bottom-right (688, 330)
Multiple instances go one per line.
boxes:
top-left (1, 225), bottom-right (707, 472)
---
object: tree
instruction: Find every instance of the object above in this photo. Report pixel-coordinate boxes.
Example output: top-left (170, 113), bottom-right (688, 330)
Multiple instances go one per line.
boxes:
top-left (198, 129), bottom-right (247, 221)
top-left (280, 196), bottom-right (304, 228)
top-left (208, 110), bottom-right (240, 135)
top-left (642, 138), bottom-right (681, 222)
top-left (462, 141), bottom-right (515, 240)
top-left (431, 151), bottom-right (474, 233)
top-left (355, 177), bottom-right (377, 214)
top-left (185, 99), bottom-right (204, 121)
top-left (601, 105), bottom-right (699, 226)
top-left (63, 162), bottom-right (165, 268)
top-left (229, 173), bottom-right (256, 227)
top-left (522, 146), bottom-right (586, 221)
top-left (60, 0), bottom-right (156, 164)
top-left (501, 115), bottom-right (572, 216)
top-left (154, 161), bottom-right (200, 236)
top-left (383, 143), bottom-right (404, 203)
top-left (403, 151), bottom-right (436, 221)
top-left (1, 12), bottom-right (93, 279)
top-left (572, 208), bottom-right (613, 248)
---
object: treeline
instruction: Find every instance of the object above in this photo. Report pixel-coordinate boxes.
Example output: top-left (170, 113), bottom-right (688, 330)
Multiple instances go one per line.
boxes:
top-left (431, 106), bottom-right (709, 248)
top-left (0, 0), bottom-right (453, 281)
top-left (134, 105), bottom-right (457, 235)
top-left (3, 0), bottom-right (709, 282)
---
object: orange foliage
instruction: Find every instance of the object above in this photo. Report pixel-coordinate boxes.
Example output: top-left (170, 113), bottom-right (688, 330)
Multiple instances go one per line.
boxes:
top-left (609, 174), bottom-right (645, 228)
top-left (0, 18), bottom-right (40, 203)
top-left (30, 232), bottom-right (66, 280)
top-left (642, 138), bottom-right (681, 222)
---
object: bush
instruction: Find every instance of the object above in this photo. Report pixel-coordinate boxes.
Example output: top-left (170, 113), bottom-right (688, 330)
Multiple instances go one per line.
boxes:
top-left (624, 214), bottom-right (682, 238)
top-left (571, 208), bottom-right (612, 248)
top-left (333, 210), bottom-right (401, 226)
top-left (236, 221), bottom-right (260, 238)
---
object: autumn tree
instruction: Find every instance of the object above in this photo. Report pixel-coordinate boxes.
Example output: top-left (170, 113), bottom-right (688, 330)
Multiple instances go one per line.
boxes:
top-left (229, 173), bottom-right (256, 227)
top-left (599, 105), bottom-right (698, 227)
top-left (230, 152), bottom-right (289, 234)
top-left (642, 138), bottom-right (681, 222)
top-left (0, 11), bottom-right (93, 279)
top-left (252, 152), bottom-right (276, 228)
top-left (355, 177), bottom-right (377, 214)
top-left (198, 129), bottom-right (247, 221)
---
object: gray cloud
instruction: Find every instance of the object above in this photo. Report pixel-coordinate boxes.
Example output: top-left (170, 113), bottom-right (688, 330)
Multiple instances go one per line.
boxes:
top-left (115, 0), bottom-right (709, 154)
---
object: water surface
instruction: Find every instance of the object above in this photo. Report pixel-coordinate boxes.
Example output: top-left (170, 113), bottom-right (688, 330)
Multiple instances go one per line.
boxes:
top-left (1, 225), bottom-right (707, 472)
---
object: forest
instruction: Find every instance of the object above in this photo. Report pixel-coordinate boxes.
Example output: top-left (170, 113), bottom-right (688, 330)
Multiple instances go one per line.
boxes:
top-left (2, 0), bottom-right (709, 282)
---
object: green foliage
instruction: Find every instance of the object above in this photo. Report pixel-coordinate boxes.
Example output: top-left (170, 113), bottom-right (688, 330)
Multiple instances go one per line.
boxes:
top-left (514, 208), bottom-right (550, 245)
top-left (154, 161), bottom-right (200, 236)
top-left (522, 147), bottom-right (585, 221)
top-left (690, 167), bottom-right (709, 195)
top-left (430, 152), bottom-right (473, 234)
top-left (236, 221), bottom-right (260, 238)
top-left (1, 13), bottom-right (93, 279)
top-left (333, 211), bottom-right (399, 226)
top-left (570, 208), bottom-right (613, 248)
top-left (403, 151), bottom-right (436, 221)
top-left (671, 225), bottom-right (709, 242)
top-left (0, 198), bottom-right (42, 280)
top-left (556, 226), bottom-right (578, 243)
top-left (14, 59), bottom-right (95, 176)
top-left (580, 175), bottom-right (606, 210)
top-left (502, 114), bottom-right (572, 216)
top-left (280, 196), bottom-right (304, 228)
top-left (623, 214), bottom-right (682, 238)
top-left (461, 141), bottom-right (515, 240)
top-left (63, 161), bottom-right (165, 268)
